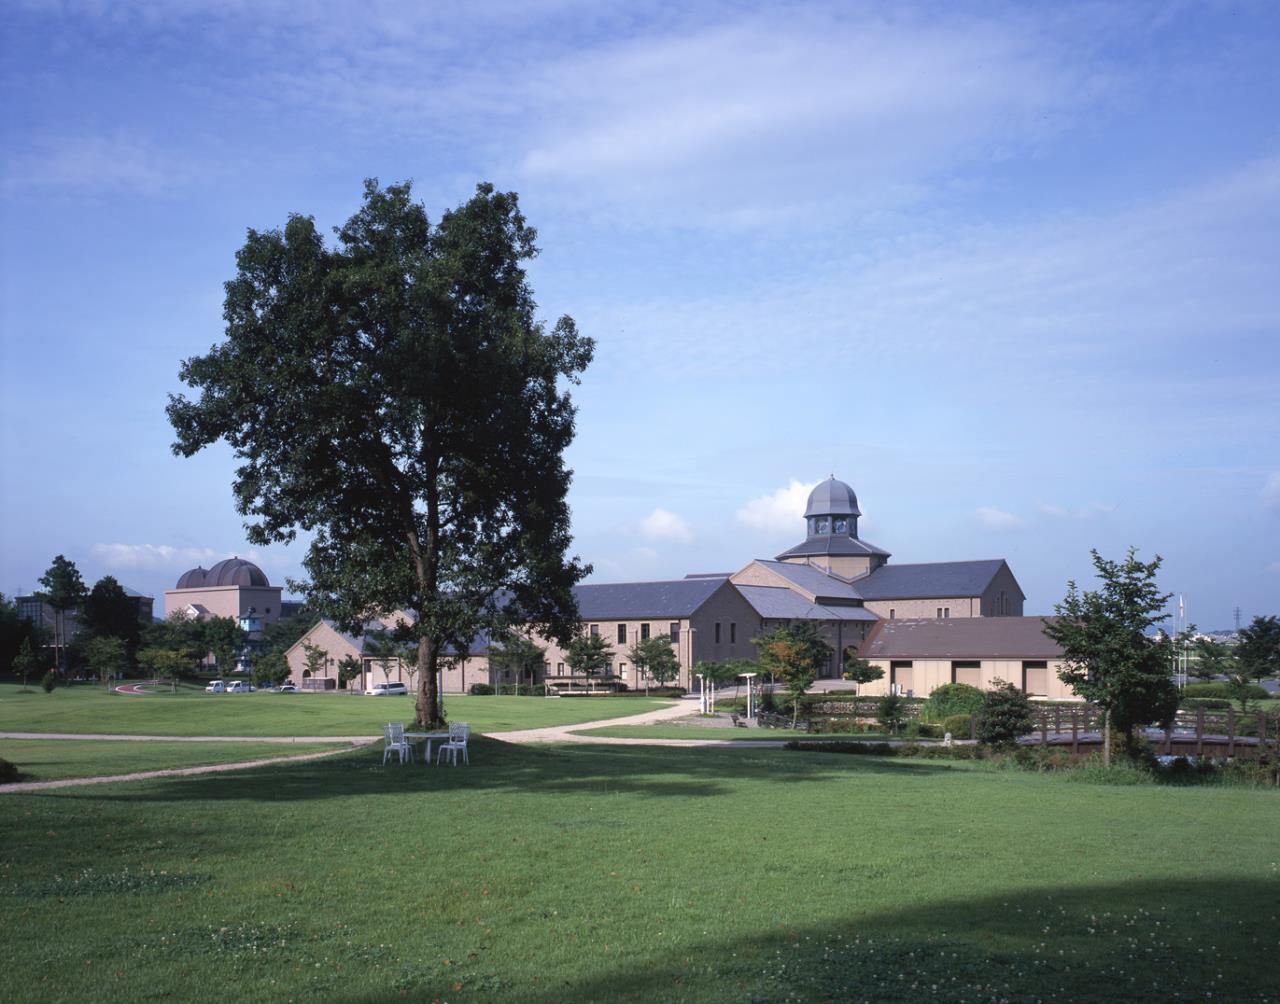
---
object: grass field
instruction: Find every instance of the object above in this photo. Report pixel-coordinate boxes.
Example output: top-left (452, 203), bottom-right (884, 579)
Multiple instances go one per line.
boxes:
top-left (0, 684), bottom-right (672, 736)
top-left (2, 736), bottom-right (1277, 1003)
top-left (0, 739), bottom-right (342, 782)
top-left (573, 723), bottom-right (897, 741)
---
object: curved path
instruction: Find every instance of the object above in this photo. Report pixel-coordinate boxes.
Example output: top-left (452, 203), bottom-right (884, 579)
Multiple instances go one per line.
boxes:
top-left (493, 700), bottom-right (787, 748)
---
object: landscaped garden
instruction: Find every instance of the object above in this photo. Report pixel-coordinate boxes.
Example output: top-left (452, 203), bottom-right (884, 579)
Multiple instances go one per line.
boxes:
top-left (3, 714), bottom-right (1278, 1002)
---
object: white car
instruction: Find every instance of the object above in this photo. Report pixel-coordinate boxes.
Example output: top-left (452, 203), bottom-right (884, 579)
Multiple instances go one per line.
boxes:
top-left (364, 682), bottom-right (409, 696)
top-left (278, 683), bottom-right (298, 693)
top-left (225, 681), bottom-right (255, 694)
top-left (205, 680), bottom-right (225, 694)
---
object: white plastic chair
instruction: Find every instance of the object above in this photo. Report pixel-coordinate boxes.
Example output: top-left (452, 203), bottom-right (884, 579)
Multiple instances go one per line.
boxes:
top-left (436, 722), bottom-right (470, 766)
top-left (383, 722), bottom-right (413, 765)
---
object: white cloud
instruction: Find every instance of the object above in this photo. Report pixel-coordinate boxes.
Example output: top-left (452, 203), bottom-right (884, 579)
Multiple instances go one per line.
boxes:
top-left (1263, 473), bottom-right (1280, 511)
top-left (638, 507), bottom-right (694, 544)
top-left (975, 507), bottom-right (1025, 530)
top-left (91, 543), bottom-right (236, 570)
top-left (1036, 502), bottom-right (1117, 520)
top-left (736, 480), bottom-right (818, 534)
top-left (5, 132), bottom-right (200, 198)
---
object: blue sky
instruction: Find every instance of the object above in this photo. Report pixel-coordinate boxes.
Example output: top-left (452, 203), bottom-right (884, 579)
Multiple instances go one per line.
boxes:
top-left (1, 0), bottom-right (1277, 629)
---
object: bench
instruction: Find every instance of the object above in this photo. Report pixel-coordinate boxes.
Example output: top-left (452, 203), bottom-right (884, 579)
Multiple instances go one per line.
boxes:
top-left (730, 714), bottom-right (749, 728)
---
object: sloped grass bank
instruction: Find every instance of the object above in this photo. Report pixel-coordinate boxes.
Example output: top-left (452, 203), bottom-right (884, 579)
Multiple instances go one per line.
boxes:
top-left (2, 741), bottom-right (1277, 1002)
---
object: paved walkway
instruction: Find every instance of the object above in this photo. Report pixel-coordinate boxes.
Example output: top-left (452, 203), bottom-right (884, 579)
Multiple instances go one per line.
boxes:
top-left (0, 732), bottom-right (376, 743)
top-left (0, 741), bottom-right (372, 794)
top-left (491, 700), bottom-right (787, 749)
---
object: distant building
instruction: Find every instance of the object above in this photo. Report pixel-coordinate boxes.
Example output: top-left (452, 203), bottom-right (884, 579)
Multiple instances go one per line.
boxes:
top-left (17, 585), bottom-right (154, 667)
top-left (164, 558), bottom-right (295, 670)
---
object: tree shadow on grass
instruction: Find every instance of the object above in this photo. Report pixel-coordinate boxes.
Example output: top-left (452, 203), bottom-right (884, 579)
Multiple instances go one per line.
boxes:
top-left (344, 875), bottom-right (1280, 1003)
top-left (29, 740), bottom-right (960, 806)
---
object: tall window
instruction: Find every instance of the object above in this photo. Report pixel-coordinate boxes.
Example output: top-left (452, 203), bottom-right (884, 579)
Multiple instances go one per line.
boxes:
top-left (590, 624), bottom-right (599, 637)
top-left (619, 662), bottom-right (628, 679)
top-left (556, 662), bottom-right (563, 673)
top-left (714, 622), bottom-right (721, 644)
top-left (730, 622), bottom-right (737, 644)
top-left (937, 607), bottom-right (943, 619)
top-left (943, 607), bottom-right (950, 618)
top-left (670, 623), bottom-right (680, 645)
top-left (889, 609), bottom-right (895, 620)
top-left (640, 623), bottom-right (650, 640)
top-left (616, 624), bottom-right (626, 644)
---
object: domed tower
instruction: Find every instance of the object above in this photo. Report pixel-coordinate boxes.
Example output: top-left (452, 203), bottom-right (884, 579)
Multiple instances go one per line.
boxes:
top-left (204, 557), bottom-right (270, 588)
top-left (164, 555), bottom-right (282, 631)
top-left (175, 566), bottom-right (208, 590)
top-left (776, 477), bottom-right (890, 579)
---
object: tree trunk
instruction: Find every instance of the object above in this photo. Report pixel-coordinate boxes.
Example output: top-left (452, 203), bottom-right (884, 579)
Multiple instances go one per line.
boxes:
top-left (1103, 708), bottom-right (1112, 768)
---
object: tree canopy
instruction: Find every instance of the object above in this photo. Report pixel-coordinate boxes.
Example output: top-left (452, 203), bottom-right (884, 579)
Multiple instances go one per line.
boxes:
top-left (628, 634), bottom-right (680, 691)
top-left (38, 554), bottom-right (86, 672)
top-left (1043, 547), bottom-right (1179, 764)
top-left (1236, 615), bottom-right (1280, 684)
top-left (840, 648), bottom-right (884, 694)
top-left (81, 575), bottom-right (142, 655)
top-left (565, 634), bottom-right (613, 687)
top-left (168, 180), bottom-right (593, 726)
top-left (754, 621), bottom-right (832, 726)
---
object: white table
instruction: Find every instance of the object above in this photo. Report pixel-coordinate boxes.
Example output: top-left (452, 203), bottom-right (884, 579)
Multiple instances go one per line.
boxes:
top-left (403, 731), bottom-right (450, 764)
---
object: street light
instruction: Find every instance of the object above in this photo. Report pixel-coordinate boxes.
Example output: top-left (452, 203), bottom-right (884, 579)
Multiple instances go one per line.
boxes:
top-left (741, 672), bottom-right (758, 719)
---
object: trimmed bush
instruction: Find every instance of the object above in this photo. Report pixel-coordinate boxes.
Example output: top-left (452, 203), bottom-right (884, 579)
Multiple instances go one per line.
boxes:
top-left (468, 683), bottom-right (495, 696)
top-left (976, 681), bottom-right (1034, 747)
top-left (1183, 682), bottom-right (1269, 702)
top-left (1179, 697), bottom-right (1231, 710)
top-left (942, 713), bottom-right (975, 739)
top-left (41, 670), bottom-right (58, 693)
top-left (0, 757), bottom-right (19, 783)
top-left (919, 683), bottom-right (984, 723)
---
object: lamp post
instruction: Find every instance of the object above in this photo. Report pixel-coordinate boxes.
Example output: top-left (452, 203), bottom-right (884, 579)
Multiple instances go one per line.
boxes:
top-left (741, 672), bottom-right (758, 719)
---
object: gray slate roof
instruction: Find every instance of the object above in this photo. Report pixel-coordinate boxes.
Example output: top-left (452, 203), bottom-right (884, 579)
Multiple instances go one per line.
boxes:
top-left (862, 617), bottom-right (1062, 659)
top-left (751, 561), bottom-right (864, 603)
top-left (736, 585), bottom-right (878, 622)
top-left (574, 577), bottom-right (729, 620)
top-left (853, 559), bottom-right (1013, 600)
top-left (805, 477), bottom-right (861, 517)
top-left (775, 534), bottom-right (892, 560)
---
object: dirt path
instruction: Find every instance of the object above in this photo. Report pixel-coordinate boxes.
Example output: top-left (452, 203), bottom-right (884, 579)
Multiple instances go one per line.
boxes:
top-left (0, 741), bottom-right (373, 794)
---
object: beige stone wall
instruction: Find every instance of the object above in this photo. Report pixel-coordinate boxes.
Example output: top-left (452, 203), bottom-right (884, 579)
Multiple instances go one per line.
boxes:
top-left (286, 621), bottom-right (361, 690)
top-left (862, 597), bottom-right (979, 619)
top-left (165, 585), bottom-right (284, 621)
top-left (858, 658), bottom-right (1079, 701)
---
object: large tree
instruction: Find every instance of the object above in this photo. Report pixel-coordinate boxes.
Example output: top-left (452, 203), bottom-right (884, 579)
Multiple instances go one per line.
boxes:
top-left (1235, 615), bottom-right (1280, 685)
top-left (1043, 548), bottom-right (1179, 766)
top-left (487, 631), bottom-right (546, 693)
top-left (82, 575), bottom-right (142, 657)
top-left (37, 555), bottom-right (86, 673)
top-left (628, 634), bottom-right (680, 693)
top-left (1190, 635), bottom-right (1234, 682)
top-left (168, 180), bottom-right (592, 726)
top-left (203, 617), bottom-right (249, 677)
top-left (565, 633), bottom-right (613, 691)
top-left (754, 621), bottom-right (833, 727)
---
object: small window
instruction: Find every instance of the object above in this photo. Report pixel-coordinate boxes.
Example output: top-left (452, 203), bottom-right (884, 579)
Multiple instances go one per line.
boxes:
top-left (1022, 661), bottom-right (1048, 696)
top-left (556, 662), bottom-right (563, 673)
top-left (670, 623), bottom-right (680, 645)
top-left (889, 609), bottom-right (895, 620)
top-left (833, 518), bottom-right (847, 534)
top-left (640, 623), bottom-right (650, 640)
top-left (730, 622), bottom-right (736, 644)
top-left (714, 622), bottom-right (721, 644)
top-left (937, 607), bottom-right (943, 619)
top-left (944, 607), bottom-right (950, 619)
top-left (617, 624), bottom-right (626, 644)
top-left (590, 624), bottom-right (599, 637)
top-left (951, 661), bottom-right (981, 686)
top-left (619, 663), bottom-right (628, 679)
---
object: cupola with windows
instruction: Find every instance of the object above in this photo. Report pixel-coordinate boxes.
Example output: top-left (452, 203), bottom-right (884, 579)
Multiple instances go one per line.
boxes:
top-left (775, 476), bottom-right (891, 572)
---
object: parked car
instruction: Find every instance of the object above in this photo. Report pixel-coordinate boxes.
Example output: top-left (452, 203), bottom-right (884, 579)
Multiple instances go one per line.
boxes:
top-left (364, 682), bottom-right (408, 696)
top-left (225, 681), bottom-right (255, 694)
top-left (205, 680), bottom-right (226, 694)
top-left (278, 683), bottom-right (298, 693)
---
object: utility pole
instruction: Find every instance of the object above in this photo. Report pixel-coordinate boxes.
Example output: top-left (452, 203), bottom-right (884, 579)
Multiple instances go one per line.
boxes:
top-left (1233, 607), bottom-right (1242, 633)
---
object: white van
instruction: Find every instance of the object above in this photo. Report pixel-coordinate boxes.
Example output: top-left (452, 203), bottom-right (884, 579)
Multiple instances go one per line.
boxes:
top-left (205, 680), bottom-right (226, 694)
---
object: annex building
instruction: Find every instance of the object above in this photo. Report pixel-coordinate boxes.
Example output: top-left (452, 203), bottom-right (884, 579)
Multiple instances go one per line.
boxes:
top-left (285, 477), bottom-right (1074, 700)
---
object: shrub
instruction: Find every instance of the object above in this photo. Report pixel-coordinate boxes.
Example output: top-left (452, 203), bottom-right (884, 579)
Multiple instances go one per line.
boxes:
top-left (468, 683), bottom-right (495, 696)
top-left (0, 757), bottom-right (19, 783)
top-left (976, 680), bottom-right (1034, 748)
top-left (1183, 682), bottom-right (1269, 702)
top-left (942, 713), bottom-right (975, 739)
top-left (41, 670), bottom-right (58, 693)
top-left (902, 721), bottom-right (943, 739)
top-left (876, 693), bottom-right (907, 734)
top-left (919, 683), bottom-right (985, 723)
top-left (1179, 697), bottom-right (1231, 710)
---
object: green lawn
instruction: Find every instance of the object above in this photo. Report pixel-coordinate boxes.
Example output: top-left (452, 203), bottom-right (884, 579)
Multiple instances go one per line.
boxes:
top-left (2, 740), bottom-right (1276, 1002)
top-left (0, 684), bottom-right (672, 736)
top-left (574, 722), bottom-right (898, 741)
top-left (0, 739), bottom-right (342, 782)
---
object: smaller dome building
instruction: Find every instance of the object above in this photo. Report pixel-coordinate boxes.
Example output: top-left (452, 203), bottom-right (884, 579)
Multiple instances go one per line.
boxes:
top-left (164, 556), bottom-right (285, 671)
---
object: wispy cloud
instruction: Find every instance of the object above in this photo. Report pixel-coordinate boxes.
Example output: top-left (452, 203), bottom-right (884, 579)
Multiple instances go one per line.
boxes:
top-left (1036, 502), bottom-right (1117, 520)
top-left (975, 507), bottom-right (1025, 530)
top-left (736, 480), bottom-right (818, 534)
top-left (638, 507), bottom-right (694, 544)
top-left (1263, 473), bottom-right (1280, 511)
top-left (4, 132), bottom-right (200, 198)
top-left (91, 543), bottom-right (240, 571)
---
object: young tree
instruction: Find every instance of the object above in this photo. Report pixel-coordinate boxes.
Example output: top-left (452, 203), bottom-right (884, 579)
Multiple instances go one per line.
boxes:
top-left (565, 634), bottom-right (613, 691)
top-left (203, 617), bottom-right (248, 676)
top-left (1236, 615), bottom-right (1280, 685)
top-left (363, 634), bottom-right (399, 685)
top-left (82, 636), bottom-right (129, 689)
top-left (81, 575), bottom-right (142, 656)
top-left (876, 692), bottom-right (907, 735)
top-left (629, 634), bottom-right (680, 694)
top-left (337, 654), bottom-right (362, 691)
top-left (1191, 636), bottom-right (1234, 682)
top-left (754, 621), bottom-right (833, 727)
top-left (302, 642), bottom-right (331, 684)
top-left (976, 679), bottom-right (1035, 748)
top-left (167, 180), bottom-right (592, 727)
top-left (487, 631), bottom-right (546, 693)
top-left (136, 646), bottom-right (189, 689)
top-left (252, 651), bottom-right (291, 689)
top-left (841, 648), bottom-right (884, 695)
top-left (37, 555), bottom-right (86, 673)
top-left (1043, 548), bottom-right (1180, 766)
top-left (13, 637), bottom-right (44, 690)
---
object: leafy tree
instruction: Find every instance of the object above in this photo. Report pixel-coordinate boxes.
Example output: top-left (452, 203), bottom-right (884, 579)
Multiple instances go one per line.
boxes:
top-left (1, 593), bottom-right (45, 675)
top-left (258, 608), bottom-right (319, 656)
top-left (629, 634), bottom-right (680, 694)
top-left (252, 651), bottom-right (291, 688)
top-left (337, 654), bottom-right (362, 690)
top-left (876, 693), bottom-right (907, 735)
top-left (841, 649), bottom-right (884, 694)
top-left (1044, 547), bottom-right (1180, 766)
top-left (363, 634), bottom-right (399, 684)
top-left (14, 637), bottom-right (44, 690)
top-left (136, 646), bottom-right (189, 687)
top-left (754, 621), bottom-right (833, 727)
top-left (167, 180), bottom-right (593, 727)
top-left (976, 679), bottom-right (1035, 748)
top-left (203, 617), bottom-right (248, 676)
top-left (1236, 615), bottom-right (1280, 685)
top-left (37, 555), bottom-right (86, 673)
top-left (81, 576), bottom-right (142, 656)
top-left (565, 633), bottom-right (613, 691)
top-left (1190, 636), bottom-right (1234, 682)
top-left (82, 636), bottom-right (128, 688)
top-left (143, 612), bottom-right (209, 673)
top-left (487, 631), bottom-right (546, 693)
top-left (1225, 671), bottom-right (1261, 713)
top-left (302, 642), bottom-right (331, 683)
